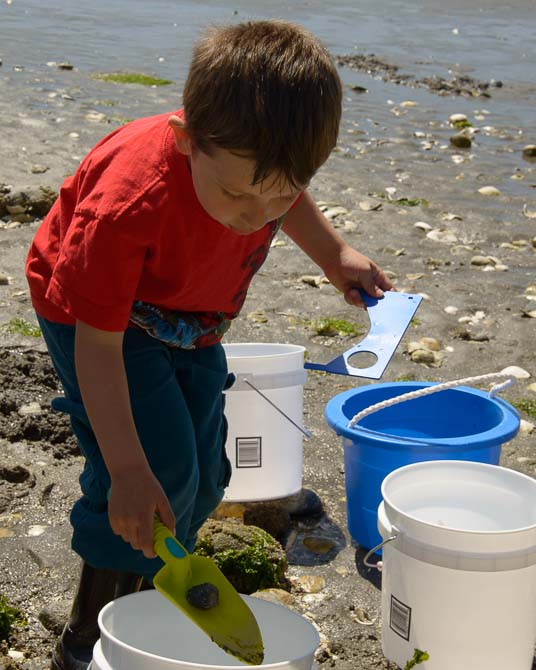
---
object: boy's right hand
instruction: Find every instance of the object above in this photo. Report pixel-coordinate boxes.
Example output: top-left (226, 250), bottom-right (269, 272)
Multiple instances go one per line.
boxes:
top-left (108, 466), bottom-right (176, 559)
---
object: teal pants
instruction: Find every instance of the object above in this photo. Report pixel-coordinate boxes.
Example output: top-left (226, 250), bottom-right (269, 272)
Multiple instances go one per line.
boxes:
top-left (37, 317), bottom-right (232, 579)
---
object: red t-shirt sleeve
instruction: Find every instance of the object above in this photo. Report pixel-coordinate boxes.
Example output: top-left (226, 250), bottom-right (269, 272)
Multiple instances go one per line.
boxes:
top-left (46, 213), bottom-right (148, 331)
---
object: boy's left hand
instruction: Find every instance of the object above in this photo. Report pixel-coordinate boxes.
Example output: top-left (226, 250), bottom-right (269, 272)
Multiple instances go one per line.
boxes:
top-left (323, 245), bottom-right (395, 309)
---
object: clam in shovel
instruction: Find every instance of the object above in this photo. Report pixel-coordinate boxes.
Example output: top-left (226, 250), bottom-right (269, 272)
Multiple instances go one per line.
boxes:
top-left (153, 518), bottom-right (264, 665)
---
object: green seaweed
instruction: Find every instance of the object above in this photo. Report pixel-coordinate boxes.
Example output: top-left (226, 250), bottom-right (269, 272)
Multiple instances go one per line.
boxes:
top-left (92, 72), bottom-right (173, 86)
top-left (452, 119), bottom-right (473, 129)
top-left (312, 318), bottom-right (364, 337)
top-left (1, 317), bottom-right (42, 337)
top-left (0, 594), bottom-right (26, 640)
top-left (404, 649), bottom-right (430, 669)
top-left (513, 399), bottom-right (536, 420)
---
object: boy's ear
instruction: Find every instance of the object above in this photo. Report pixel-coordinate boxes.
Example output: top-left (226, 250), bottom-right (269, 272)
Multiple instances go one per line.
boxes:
top-left (168, 115), bottom-right (193, 156)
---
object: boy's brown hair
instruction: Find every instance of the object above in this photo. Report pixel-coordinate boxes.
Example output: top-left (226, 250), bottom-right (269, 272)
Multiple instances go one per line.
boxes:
top-left (183, 20), bottom-right (342, 189)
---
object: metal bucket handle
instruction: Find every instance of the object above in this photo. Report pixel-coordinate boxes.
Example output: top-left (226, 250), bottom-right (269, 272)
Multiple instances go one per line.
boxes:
top-left (347, 370), bottom-right (517, 431)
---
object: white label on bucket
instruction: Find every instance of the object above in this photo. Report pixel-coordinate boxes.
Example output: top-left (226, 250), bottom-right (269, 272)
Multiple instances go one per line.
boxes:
top-left (236, 437), bottom-right (262, 468)
top-left (390, 595), bottom-right (411, 641)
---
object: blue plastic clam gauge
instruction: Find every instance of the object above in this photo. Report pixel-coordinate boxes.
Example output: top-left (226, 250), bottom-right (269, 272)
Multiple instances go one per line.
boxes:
top-left (304, 290), bottom-right (422, 379)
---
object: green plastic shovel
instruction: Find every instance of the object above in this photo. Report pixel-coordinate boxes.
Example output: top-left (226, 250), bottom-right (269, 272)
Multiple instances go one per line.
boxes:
top-left (153, 519), bottom-right (264, 665)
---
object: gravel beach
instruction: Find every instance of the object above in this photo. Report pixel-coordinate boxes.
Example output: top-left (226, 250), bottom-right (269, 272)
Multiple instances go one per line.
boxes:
top-left (1, 26), bottom-right (535, 670)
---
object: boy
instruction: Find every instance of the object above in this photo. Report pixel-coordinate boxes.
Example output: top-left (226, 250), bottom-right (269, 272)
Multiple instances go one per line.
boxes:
top-left (26, 20), bottom-right (393, 670)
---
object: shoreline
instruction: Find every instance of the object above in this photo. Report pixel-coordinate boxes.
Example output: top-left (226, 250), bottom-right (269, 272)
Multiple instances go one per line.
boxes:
top-left (0, 51), bottom-right (535, 670)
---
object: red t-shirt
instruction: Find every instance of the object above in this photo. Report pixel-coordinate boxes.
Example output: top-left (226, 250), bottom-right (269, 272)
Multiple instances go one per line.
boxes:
top-left (26, 111), bottom-right (281, 348)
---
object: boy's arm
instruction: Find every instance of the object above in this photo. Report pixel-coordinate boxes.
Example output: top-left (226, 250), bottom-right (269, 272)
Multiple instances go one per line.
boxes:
top-left (75, 320), bottom-right (175, 557)
top-left (281, 191), bottom-right (394, 308)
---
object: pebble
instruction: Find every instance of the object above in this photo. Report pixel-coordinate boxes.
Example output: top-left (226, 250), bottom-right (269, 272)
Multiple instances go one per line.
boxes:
top-left (186, 583), bottom-right (219, 610)
top-left (450, 133), bottom-right (472, 149)
top-left (57, 62), bottom-right (74, 70)
top-left (426, 229), bottom-right (458, 244)
top-left (0, 273), bottom-right (9, 285)
top-left (522, 145), bottom-right (536, 162)
top-left (85, 110), bottom-right (106, 122)
top-left (522, 204), bottom-right (536, 219)
top-left (478, 186), bottom-right (501, 196)
top-left (471, 255), bottom-right (494, 266)
top-left (527, 383), bottom-right (536, 393)
top-left (419, 337), bottom-right (441, 351)
top-left (247, 310), bottom-right (268, 323)
top-left (414, 221), bottom-right (432, 232)
top-left (400, 100), bottom-right (418, 107)
top-left (323, 206), bottom-right (348, 219)
top-left (410, 349), bottom-right (439, 365)
top-left (31, 165), bottom-right (49, 174)
top-left (18, 401), bottom-right (43, 416)
top-left (295, 575), bottom-right (326, 593)
top-left (8, 650), bottom-right (24, 661)
top-left (519, 420), bottom-right (534, 435)
top-left (358, 200), bottom-right (382, 211)
top-left (69, 132), bottom-right (80, 139)
top-left (27, 525), bottom-right (47, 537)
top-left (441, 212), bottom-right (463, 221)
top-left (444, 305), bottom-right (459, 314)
top-left (302, 536), bottom-right (336, 555)
top-left (251, 588), bottom-right (297, 609)
top-left (449, 113), bottom-right (468, 124)
top-left (501, 365), bottom-right (530, 379)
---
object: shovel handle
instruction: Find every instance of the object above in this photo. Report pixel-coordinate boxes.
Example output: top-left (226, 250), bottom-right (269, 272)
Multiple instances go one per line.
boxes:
top-left (153, 518), bottom-right (188, 563)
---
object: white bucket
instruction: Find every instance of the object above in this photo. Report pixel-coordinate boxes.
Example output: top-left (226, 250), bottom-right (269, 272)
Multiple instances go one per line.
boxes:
top-left (377, 460), bottom-right (536, 670)
top-left (222, 343), bottom-right (307, 502)
top-left (89, 590), bottom-right (319, 670)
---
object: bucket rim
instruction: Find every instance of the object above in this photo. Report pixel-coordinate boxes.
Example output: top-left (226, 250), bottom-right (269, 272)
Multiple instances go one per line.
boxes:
top-left (97, 591), bottom-right (320, 670)
top-left (381, 460), bottom-right (536, 537)
top-left (223, 343), bottom-right (306, 359)
top-left (325, 381), bottom-right (520, 448)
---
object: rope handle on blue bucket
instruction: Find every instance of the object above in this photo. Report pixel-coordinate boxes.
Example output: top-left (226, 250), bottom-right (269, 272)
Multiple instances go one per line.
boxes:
top-left (347, 369), bottom-right (518, 430)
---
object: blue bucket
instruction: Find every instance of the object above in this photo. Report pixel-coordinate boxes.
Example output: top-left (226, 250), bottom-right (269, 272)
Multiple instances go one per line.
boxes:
top-left (325, 382), bottom-right (520, 551)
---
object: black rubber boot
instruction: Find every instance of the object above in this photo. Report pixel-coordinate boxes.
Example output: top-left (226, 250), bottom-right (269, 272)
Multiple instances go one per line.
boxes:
top-left (50, 562), bottom-right (149, 670)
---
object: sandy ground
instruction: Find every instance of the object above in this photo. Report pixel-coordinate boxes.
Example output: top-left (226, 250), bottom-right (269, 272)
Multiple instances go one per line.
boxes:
top-left (0, 60), bottom-right (535, 670)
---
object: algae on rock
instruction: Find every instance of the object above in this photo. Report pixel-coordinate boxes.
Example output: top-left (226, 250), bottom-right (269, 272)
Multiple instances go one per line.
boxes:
top-left (194, 518), bottom-right (288, 594)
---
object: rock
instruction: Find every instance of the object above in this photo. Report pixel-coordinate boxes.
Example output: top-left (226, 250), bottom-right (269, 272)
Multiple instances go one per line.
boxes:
top-left (522, 204), bottom-right (536, 219)
top-left (358, 200), bottom-right (382, 211)
top-left (243, 502), bottom-right (291, 543)
top-left (279, 488), bottom-right (323, 518)
top-left (478, 186), bottom-right (501, 196)
top-left (500, 365), bottom-right (530, 379)
top-left (522, 145), bottom-right (536, 162)
top-left (323, 206), bottom-right (348, 219)
top-left (444, 305), bottom-right (459, 314)
top-left (426, 229), bottom-right (458, 244)
top-left (28, 525), bottom-right (47, 537)
top-left (471, 255), bottom-right (494, 266)
top-left (0, 273), bottom-right (9, 286)
top-left (30, 165), bottom-right (49, 174)
top-left (450, 133), bottom-right (472, 149)
top-left (247, 309), bottom-right (268, 323)
top-left (212, 502), bottom-right (246, 520)
top-left (414, 221), bottom-right (432, 232)
top-left (299, 275), bottom-right (329, 288)
top-left (527, 383), bottom-right (536, 393)
top-left (400, 100), bottom-right (418, 107)
top-left (519, 420), bottom-right (534, 435)
top-left (294, 575), bottom-right (326, 593)
top-left (85, 111), bottom-right (107, 123)
top-left (251, 588), bottom-right (297, 609)
top-left (18, 401), bottom-right (43, 416)
top-left (57, 62), bottom-right (74, 70)
top-left (195, 518), bottom-right (287, 594)
top-left (302, 536), bottom-right (336, 555)
top-left (449, 113), bottom-right (468, 124)
top-left (186, 583), bottom-right (219, 610)
top-left (419, 337), bottom-right (441, 351)
top-left (410, 349), bottom-right (440, 365)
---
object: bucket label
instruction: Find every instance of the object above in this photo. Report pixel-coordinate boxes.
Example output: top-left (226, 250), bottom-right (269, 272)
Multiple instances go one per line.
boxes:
top-left (235, 437), bottom-right (262, 468)
top-left (390, 595), bottom-right (411, 641)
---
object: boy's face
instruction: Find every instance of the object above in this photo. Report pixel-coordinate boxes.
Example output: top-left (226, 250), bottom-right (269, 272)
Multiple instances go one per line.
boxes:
top-left (169, 116), bottom-right (305, 235)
